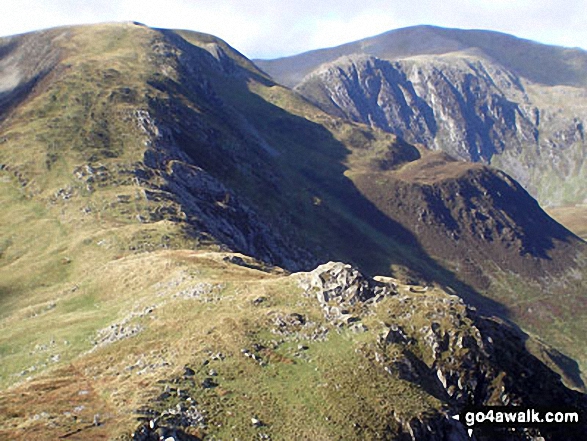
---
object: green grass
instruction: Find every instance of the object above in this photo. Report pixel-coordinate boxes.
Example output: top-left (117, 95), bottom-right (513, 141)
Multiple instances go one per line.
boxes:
top-left (0, 23), bottom-right (585, 439)
top-left (95, 270), bottom-right (444, 440)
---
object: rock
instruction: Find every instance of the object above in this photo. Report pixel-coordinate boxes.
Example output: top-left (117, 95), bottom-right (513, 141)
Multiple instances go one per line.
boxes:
top-left (350, 323), bottom-right (368, 333)
top-left (201, 378), bottom-right (217, 389)
top-left (252, 343), bottom-right (265, 351)
top-left (339, 314), bottom-right (359, 325)
top-left (183, 366), bottom-right (195, 377)
top-left (436, 369), bottom-right (448, 389)
top-left (271, 312), bottom-right (307, 333)
top-left (373, 275), bottom-right (399, 288)
top-left (173, 282), bottom-right (223, 300)
top-left (91, 321), bottom-right (144, 350)
top-left (385, 324), bottom-right (409, 344)
top-left (293, 262), bottom-right (396, 322)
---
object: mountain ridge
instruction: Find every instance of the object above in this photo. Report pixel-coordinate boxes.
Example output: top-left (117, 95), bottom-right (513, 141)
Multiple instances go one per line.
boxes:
top-left (0, 23), bottom-right (585, 440)
top-left (255, 25), bottom-right (587, 89)
top-left (256, 25), bottom-right (587, 208)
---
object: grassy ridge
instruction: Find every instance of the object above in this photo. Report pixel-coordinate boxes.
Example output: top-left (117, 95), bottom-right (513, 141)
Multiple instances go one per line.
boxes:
top-left (0, 23), bottom-right (586, 439)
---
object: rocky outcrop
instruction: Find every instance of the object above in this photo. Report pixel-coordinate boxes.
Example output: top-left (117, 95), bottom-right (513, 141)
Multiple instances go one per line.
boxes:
top-left (258, 26), bottom-right (587, 206)
top-left (294, 262), bottom-right (587, 440)
top-left (294, 261), bottom-right (394, 325)
top-left (295, 261), bottom-right (392, 305)
top-left (295, 54), bottom-right (587, 206)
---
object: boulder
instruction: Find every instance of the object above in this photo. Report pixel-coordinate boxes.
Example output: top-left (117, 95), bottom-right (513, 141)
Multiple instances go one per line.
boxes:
top-left (294, 261), bottom-right (396, 312)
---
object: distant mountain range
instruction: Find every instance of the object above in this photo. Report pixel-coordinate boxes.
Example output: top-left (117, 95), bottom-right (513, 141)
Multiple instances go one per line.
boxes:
top-left (0, 23), bottom-right (585, 440)
top-left (256, 25), bottom-right (587, 207)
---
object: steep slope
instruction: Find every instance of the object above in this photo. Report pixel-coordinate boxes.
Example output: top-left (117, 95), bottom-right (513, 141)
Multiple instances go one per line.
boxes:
top-left (346, 147), bottom-right (587, 373)
top-left (0, 23), bottom-right (586, 440)
top-left (256, 26), bottom-right (587, 207)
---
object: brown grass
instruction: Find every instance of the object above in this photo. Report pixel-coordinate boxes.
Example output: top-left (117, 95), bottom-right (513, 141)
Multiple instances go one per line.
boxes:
top-left (546, 205), bottom-right (587, 240)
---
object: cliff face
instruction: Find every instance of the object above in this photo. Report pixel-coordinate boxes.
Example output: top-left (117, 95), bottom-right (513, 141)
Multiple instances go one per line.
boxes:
top-left (297, 55), bottom-right (534, 161)
top-left (258, 26), bottom-right (587, 206)
top-left (0, 23), bottom-right (586, 440)
top-left (295, 54), bottom-right (587, 206)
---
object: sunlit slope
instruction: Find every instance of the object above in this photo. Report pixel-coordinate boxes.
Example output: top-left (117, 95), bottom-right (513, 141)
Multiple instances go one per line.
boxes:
top-left (0, 23), bottom-right (586, 440)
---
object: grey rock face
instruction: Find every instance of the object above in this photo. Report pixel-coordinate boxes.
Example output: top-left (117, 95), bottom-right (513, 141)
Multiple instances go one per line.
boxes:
top-left (135, 109), bottom-right (314, 272)
top-left (294, 261), bottom-right (393, 321)
top-left (295, 54), bottom-right (587, 205)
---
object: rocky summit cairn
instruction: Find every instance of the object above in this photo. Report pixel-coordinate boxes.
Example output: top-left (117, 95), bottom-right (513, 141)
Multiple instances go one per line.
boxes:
top-left (293, 262), bottom-right (395, 323)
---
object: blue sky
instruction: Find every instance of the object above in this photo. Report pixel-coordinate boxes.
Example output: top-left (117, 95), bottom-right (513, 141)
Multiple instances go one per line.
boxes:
top-left (1, 0), bottom-right (585, 59)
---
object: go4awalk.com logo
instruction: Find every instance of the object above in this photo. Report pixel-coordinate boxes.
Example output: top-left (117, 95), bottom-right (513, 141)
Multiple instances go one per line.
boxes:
top-left (452, 406), bottom-right (582, 438)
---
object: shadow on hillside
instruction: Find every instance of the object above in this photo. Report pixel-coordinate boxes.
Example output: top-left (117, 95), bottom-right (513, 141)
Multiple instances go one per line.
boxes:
top-left (479, 314), bottom-right (587, 396)
top-left (144, 30), bottom-right (514, 318)
top-left (393, 314), bottom-right (586, 415)
top-left (0, 37), bottom-right (59, 124)
top-left (147, 29), bottom-right (585, 326)
top-left (0, 72), bottom-right (51, 124)
top-left (470, 316), bottom-right (587, 439)
top-left (139, 26), bottom-right (587, 407)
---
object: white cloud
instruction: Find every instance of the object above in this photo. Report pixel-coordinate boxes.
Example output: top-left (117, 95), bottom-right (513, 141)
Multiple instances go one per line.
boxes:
top-left (0, 0), bottom-right (585, 58)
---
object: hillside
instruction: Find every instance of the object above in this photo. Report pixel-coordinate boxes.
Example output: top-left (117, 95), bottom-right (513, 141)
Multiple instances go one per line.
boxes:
top-left (256, 25), bottom-right (587, 208)
top-left (0, 23), bottom-right (586, 440)
top-left (547, 205), bottom-right (587, 241)
top-left (255, 26), bottom-right (587, 89)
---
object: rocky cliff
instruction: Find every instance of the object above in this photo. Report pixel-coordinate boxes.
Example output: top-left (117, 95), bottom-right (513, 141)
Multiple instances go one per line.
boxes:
top-left (257, 26), bottom-right (587, 207)
top-left (0, 23), bottom-right (586, 440)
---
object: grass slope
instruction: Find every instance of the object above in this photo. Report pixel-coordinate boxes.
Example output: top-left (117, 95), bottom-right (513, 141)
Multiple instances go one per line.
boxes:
top-left (547, 205), bottom-right (587, 240)
top-left (0, 23), bottom-right (586, 439)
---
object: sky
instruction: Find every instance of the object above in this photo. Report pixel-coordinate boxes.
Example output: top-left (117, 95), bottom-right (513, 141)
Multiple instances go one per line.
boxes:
top-left (0, 0), bottom-right (585, 59)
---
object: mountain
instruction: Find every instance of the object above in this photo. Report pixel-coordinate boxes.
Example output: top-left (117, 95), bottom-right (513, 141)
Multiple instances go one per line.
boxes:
top-left (0, 23), bottom-right (586, 440)
top-left (255, 25), bottom-right (587, 208)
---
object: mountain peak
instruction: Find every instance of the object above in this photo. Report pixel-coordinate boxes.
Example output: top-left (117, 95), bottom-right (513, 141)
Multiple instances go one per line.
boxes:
top-left (0, 22), bottom-right (585, 440)
top-left (256, 25), bottom-right (587, 209)
top-left (256, 25), bottom-right (587, 89)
